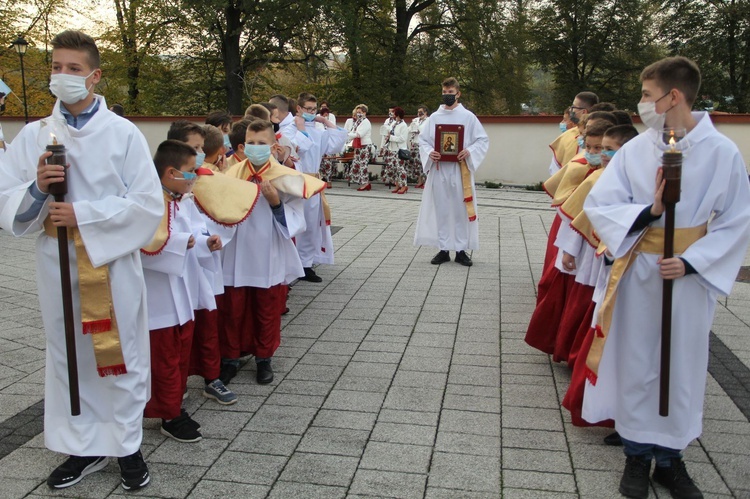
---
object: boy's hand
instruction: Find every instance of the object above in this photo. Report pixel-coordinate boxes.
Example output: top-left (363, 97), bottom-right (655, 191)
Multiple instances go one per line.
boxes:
top-left (207, 234), bottom-right (222, 252)
top-left (271, 143), bottom-right (284, 161)
top-left (48, 202), bottom-right (77, 227)
top-left (651, 168), bottom-right (666, 217)
top-left (187, 235), bottom-right (195, 249)
top-left (37, 151), bottom-right (65, 194)
top-left (216, 154), bottom-right (226, 171)
top-left (294, 115), bottom-right (306, 130)
top-left (457, 149), bottom-right (470, 161)
top-left (314, 116), bottom-right (334, 128)
top-left (429, 150), bottom-right (441, 161)
top-left (261, 180), bottom-right (280, 206)
top-left (562, 252), bottom-right (576, 271)
top-left (657, 256), bottom-right (685, 279)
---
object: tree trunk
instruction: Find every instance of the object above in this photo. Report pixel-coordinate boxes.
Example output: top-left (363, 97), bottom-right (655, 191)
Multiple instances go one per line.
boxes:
top-left (223, 4), bottom-right (245, 114)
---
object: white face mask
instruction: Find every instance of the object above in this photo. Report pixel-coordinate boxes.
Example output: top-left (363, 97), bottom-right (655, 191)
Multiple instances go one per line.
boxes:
top-left (637, 92), bottom-right (673, 131)
top-left (49, 70), bottom-right (96, 105)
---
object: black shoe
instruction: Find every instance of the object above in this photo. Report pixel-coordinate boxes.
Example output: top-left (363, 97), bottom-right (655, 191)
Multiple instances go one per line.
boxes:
top-left (161, 416), bottom-right (203, 443)
top-left (282, 307), bottom-right (290, 315)
top-left (653, 458), bottom-right (703, 499)
top-left (219, 361), bottom-right (239, 385)
top-left (256, 359), bottom-right (274, 384)
top-left (431, 250), bottom-right (450, 265)
top-left (604, 431), bottom-right (623, 446)
top-left (300, 267), bottom-right (323, 283)
top-left (455, 251), bottom-right (473, 267)
top-left (47, 455), bottom-right (107, 489)
top-left (619, 455), bottom-right (652, 499)
top-left (178, 408), bottom-right (201, 430)
top-left (118, 450), bottom-right (150, 491)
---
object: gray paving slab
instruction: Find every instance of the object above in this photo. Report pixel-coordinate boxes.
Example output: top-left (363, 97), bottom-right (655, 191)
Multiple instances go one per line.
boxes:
top-left (1, 188), bottom-right (749, 498)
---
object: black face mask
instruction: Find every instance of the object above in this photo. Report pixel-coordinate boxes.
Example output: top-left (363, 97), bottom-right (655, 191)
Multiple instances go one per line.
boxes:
top-left (273, 122), bottom-right (280, 133)
top-left (442, 94), bottom-right (457, 106)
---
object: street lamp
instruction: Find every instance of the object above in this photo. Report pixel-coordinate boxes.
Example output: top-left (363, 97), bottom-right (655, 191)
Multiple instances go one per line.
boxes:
top-left (11, 36), bottom-right (29, 124)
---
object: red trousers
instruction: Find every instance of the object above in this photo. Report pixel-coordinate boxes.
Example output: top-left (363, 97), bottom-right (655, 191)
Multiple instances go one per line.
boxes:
top-left (189, 308), bottom-right (221, 380)
top-left (541, 215), bottom-right (562, 281)
top-left (144, 321), bottom-right (194, 420)
top-left (561, 325), bottom-right (615, 428)
top-left (525, 267), bottom-right (574, 355)
top-left (218, 284), bottom-right (285, 359)
top-left (552, 283), bottom-right (595, 364)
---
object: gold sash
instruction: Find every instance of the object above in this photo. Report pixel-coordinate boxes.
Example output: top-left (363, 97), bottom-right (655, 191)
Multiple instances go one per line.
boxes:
top-left (43, 219), bottom-right (127, 377)
top-left (141, 192), bottom-right (171, 255)
top-left (458, 159), bottom-right (477, 222)
top-left (585, 224), bottom-right (708, 382)
top-left (549, 128), bottom-right (580, 169)
top-left (546, 157), bottom-right (593, 207)
top-left (191, 168), bottom-right (260, 227)
top-left (563, 169), bottom-right (604, 248)
top-left (225, 158), bottom-right (325, 200)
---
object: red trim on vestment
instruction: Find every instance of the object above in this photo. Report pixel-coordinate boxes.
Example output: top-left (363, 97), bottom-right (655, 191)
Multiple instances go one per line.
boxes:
top-left (193, 192), bottom-right (260, 228)
top-left (140, 200), bottom-right (173, 256)
top-left (97, 364), bottom-right (127, 377)
top-left (82, 319), bottom-right (112, 334)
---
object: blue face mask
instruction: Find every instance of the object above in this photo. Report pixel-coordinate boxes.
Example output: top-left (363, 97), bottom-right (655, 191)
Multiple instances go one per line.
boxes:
top-left (602, 150), bottom-right (617, 160)
top-left (195, 151), bottom-right (206, 167)
top-left (559, 123), bottom-right (567, 133)
top-left (175, 170), bottom-right (197, 181)
top-left (223, 134), bottom-right (231, 149)
top-left (577, 137), bottom-right (585, 148)
top-left (245, 144), bottom-right (272, 166)
top-left (584, 151), bottom-right (602, 166)
top-left (302, 112), bottom-right (316, 122)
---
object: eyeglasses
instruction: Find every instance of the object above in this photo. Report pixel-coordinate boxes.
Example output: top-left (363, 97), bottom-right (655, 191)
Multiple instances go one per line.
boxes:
top-left (301, 106), bottom-right (317, 113)
top-left (569, 105), bottom-right (586, 111)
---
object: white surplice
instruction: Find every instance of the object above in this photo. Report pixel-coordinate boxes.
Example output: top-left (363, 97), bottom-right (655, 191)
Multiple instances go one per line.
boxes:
top-left (0, 96), bottom-right (163, 457)
top-left (582, 112), bottom-right (750, 449)
top-left (222, 193), bottom-right (306, 289)
top-left (141, 196), bottom-right (213, 329)
top-left (294, 123), bottom-right (347, 267)
top-left (414, 104), bottom-right (488, 251)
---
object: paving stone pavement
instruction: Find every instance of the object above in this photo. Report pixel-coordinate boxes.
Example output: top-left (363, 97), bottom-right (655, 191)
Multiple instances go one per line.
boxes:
top-left (0, 183), bottom-right (749, 498)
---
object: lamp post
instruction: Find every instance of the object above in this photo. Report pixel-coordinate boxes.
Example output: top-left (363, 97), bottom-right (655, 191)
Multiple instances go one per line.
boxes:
top-left (11, 36), bottom-right (29, 124)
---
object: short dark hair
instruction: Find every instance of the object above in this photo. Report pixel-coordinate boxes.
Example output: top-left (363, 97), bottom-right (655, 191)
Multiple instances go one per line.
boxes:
top-left (590, 102), bottom-right (616, 112)
top-left (442, 77), bottom-right (460, 90)
top-left (640, 56), bottom-right (701, 106)
top-left (167, 120), bottom-right (205, 142)
top-left (268, 95), bottom-right (289, 113)
top-left (418, 105), bottom-right (429, 115)
top-left (202, 125), bottom-right (224, 157)
top-left (297, 92), bottom-right (317, 108)
top-left (244, 104), bottom-right (270, 120)
top-left (584, 120), bottom-right (614, 139)
top-left (229, 119), bottom-right (254, 150)
top-left (110, 104), bottom-right (124, 116)
top-left (153, 140), bottom-right (196, 179)
top-left (51, 30), bottom-right (100, 69)
top-left (392, 107), bottom-right (405, 119)
top-left (587, 111), bottom-right (618, 126)
top-left (575, 92), bottom-right (599, 109)
top-left (205, 110), bottom-right (232, 128)
top-left (612, 110), bottom-right (634, 126)
top-left (247, 120), bottom-right (274, 135)
top-left (261, 102), bottom-right (277, 114)
top-left (604, 125), bottom-right (639, 146)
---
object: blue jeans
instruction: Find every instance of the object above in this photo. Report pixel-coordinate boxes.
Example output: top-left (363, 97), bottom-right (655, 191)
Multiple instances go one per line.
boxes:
top-left (621, 437), bottom-right (682, 467)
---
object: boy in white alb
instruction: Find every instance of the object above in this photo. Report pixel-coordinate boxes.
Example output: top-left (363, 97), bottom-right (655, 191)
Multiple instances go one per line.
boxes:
top-left (141, 140), bottom-right (223, 443)
top-left (0, 31), bottom-right (162, 491)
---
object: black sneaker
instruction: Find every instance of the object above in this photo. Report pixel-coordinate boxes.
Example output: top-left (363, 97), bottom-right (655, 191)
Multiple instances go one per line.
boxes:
top-left (47, 455), bottom-right (107, 489)
top-left (619, 455), bottom-right (652, 499)
top-left (179, 408), bottom-right (201, 430)
top-left (299, 267), bottom-right (323, 283)
top-left (161, 416), bottom-right (203, 443)
top-left (256, 359), bottom-right (274, 384)
top-left (653, 458), bottom-right (703, 499)
top-left (219, 360), bottom-right (239, 385)
top-left (455, 251), bottom-right (473, 267)
top-left (431, 250), bottom-right (450, 265)
top-left (604, 431), bottom-right (623, 446)
top-left (118, 450), bottom-right (150, 491)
